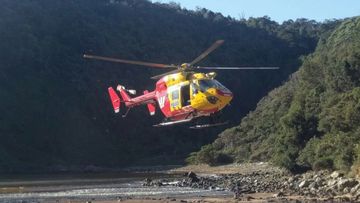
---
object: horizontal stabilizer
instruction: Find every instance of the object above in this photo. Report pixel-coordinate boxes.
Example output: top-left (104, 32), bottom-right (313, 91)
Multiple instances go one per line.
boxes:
top-left (108, 87), bottom-right (121, 113)
top-left (147, 103), bottom-right (156, 116)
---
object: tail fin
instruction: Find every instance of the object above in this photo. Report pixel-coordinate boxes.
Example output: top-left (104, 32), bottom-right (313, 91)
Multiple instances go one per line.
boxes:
top-left (108, 87), bottom-right (121, 113)
top-left (116, 85), bottom-right (132, 105)
top-left (144, 90), bottom-right (155, 116)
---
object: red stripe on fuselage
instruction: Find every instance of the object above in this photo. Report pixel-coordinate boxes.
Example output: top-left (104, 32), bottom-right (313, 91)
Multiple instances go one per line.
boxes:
top-left (155, 80), bottom-right (172, 117)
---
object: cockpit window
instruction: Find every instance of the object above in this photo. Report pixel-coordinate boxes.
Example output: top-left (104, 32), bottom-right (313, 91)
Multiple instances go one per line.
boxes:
top-left (191, 82), bottom-right (199, 95)
top-left (198, 79), bottom-right (230, 92)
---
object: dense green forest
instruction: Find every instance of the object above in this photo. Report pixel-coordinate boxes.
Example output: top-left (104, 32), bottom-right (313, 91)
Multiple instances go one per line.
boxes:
top-left (190, 17), bottom-right (360, 173)
top-left (0, 0), bottom-right (339, 173)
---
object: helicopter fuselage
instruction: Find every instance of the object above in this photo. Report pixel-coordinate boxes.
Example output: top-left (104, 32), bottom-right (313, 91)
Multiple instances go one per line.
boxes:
top-left (154, 72), bottom-right (233, 121)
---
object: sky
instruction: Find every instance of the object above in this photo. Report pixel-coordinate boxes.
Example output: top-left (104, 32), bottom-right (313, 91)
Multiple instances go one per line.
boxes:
top-left (152, 0), bottom-right (360, 23)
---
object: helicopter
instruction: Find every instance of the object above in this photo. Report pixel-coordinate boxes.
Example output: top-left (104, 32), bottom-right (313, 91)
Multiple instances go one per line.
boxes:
top-left (84, 40), bottom-right (278, 128)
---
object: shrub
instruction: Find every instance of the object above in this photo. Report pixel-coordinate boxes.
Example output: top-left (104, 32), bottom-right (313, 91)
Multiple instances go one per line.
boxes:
top-left (313, 157), bottom-right (334, 170)
top-left (185, 144), bottom-right (233, 166)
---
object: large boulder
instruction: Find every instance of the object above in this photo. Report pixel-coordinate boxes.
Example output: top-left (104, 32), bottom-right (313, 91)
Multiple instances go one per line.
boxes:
top-left (186, 171), bottom-right (199, 182)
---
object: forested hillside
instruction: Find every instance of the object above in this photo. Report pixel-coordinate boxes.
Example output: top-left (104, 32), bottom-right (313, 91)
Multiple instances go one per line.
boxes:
top-left (0, 0), bottom-right (338, 173)
top-left (191, 17), bottom-right (360, 173)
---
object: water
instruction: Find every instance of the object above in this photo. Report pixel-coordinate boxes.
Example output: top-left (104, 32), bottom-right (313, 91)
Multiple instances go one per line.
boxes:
top-left (0, 172), bottom-right (231, 202)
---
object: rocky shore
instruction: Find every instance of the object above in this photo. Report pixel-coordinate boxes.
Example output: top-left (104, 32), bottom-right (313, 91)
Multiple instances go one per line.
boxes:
top-left (144, 163), bottom-right (360, 202)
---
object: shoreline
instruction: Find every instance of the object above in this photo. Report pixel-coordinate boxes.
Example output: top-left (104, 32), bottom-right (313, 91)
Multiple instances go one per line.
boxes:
top-left (1, 163), bottom-right (360, 202)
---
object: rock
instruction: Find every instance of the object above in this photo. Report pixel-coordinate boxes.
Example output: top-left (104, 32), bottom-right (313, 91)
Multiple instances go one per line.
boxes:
top-left (350, 183), bottom-right (360, 195)
top-left (154, 180), bottom-right (163, 187)
top-left (337, 196), bottom-right (351, 202)
top-left (142, 178), bottom-right (152, 186)
top-left (315, 176), bottom-right (322, 182)
top-left (299, 180), bottom-right (310, 188)
top-left (309, 183), bottom-right (319, 194)
top-left (343, 187), bottom-right (350, 194)
top-left (330, 171), bottom-right (342, 179)
top-left (337, 178), bottom-right (358, 190)
top-left (325, 188), bottom-right (337, 196)
top-left (233, 190), bottom-right (242, 199)
top-left (273, 192), bottom-right (285, 197)
top-left (187, 171), bottom-right (199, 182)
top-left (327, 179), bottom-right (338, 187)
top-left (246, 196), bottom-right (255, 201)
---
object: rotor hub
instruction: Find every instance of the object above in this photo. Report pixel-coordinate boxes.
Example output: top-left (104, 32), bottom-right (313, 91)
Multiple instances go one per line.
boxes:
top-left (180, 63), bottom-right (191, 69)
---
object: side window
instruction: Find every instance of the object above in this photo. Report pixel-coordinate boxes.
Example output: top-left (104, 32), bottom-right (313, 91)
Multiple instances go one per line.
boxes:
top-left (171, 90), bottom-right (179, 108)
top-left (172, 90), bottom-right (179, 100)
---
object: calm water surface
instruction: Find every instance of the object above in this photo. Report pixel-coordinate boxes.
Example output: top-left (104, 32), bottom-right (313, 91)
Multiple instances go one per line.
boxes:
top-left (0, 172), bottom-right (231, 202)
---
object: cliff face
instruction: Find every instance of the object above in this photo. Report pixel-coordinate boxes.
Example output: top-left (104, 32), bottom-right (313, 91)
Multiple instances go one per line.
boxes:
top-left (197, 17), bottom-right (360, 172)
top-left (0, 0), bottom-right (334, 173)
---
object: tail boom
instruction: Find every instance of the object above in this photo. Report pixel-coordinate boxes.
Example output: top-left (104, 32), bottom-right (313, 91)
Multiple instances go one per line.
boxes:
top-left (125, 90), bottom-right (156, 107)
top-left (108, 85), bottom-right (156, 113)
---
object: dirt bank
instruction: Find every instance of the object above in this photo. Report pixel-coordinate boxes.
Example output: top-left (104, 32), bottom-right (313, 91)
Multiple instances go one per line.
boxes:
top-left (168, 162), bottom-right (284, 175)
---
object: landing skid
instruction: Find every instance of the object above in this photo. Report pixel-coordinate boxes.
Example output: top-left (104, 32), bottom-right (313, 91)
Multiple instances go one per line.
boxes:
top-left (153, 118), bottom-right (193, 127)
top-left (153, 112), bottom-right (227, 128)
top-left (189, 121), bottom-right (229, 129)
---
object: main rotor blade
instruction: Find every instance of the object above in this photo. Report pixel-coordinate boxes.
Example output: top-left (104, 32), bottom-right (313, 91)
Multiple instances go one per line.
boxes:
top-left (189, 40), bottom-right (224, 66)
top-left (83, 54), bottom-right (177, 69)
top-left (198, 66), bottom-right (280, 70)
top-left (151, 69), bottom-right (182, 80)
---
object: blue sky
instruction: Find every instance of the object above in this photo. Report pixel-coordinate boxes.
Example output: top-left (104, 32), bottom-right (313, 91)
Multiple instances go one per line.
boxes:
top-left (152, 0), bottom-right (360, 23)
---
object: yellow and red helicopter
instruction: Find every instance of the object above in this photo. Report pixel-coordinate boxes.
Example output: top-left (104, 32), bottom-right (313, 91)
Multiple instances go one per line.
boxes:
top-left (84, 40), bottom-right (278, 128)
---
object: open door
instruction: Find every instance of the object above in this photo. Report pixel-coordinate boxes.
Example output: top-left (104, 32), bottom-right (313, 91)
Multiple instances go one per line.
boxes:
top-left (181, 84), bottom-right (190, 107)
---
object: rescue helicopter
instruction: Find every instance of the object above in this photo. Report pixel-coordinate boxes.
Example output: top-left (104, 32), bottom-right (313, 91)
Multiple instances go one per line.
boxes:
top-left (84, 40), bottom-right (278, 128)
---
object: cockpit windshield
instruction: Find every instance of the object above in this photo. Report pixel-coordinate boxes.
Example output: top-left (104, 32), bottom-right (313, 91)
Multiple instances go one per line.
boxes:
top-left (197, 79), bottom-right (230, 93)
